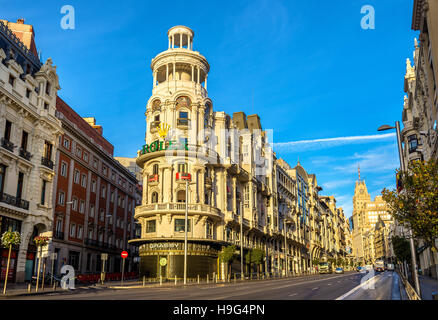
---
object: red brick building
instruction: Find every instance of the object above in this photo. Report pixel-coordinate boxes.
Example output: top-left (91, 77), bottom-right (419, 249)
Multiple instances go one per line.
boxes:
top-left (50, 97), bottom-right (140, 275)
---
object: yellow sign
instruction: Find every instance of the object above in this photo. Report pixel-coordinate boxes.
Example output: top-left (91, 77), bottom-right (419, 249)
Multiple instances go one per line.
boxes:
top-left (158, 122), bottom-right (170, 139)
top-left (159, 257), bottom-right (167, 266)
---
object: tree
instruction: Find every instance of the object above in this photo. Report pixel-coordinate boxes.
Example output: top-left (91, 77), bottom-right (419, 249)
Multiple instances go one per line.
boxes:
top-left (382, 159), bottom-right (438, 272)
top-left (219, 245), bottom-right (236, 281)
top-left (1, 231), bottom-right (21, 294)
top-left (245, 248), bottom-right (265, 277)
top-left (391, 236), bottom-right (411, 264)
top-left (312, 258), bottom-right (320, 267)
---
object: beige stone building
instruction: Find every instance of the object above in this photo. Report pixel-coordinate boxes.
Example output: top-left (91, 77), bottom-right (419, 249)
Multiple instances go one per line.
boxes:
top-left (351, 170), bottom-right (393, 265)
top-left (0, 19), bottom-right (62, 282)
top-left (399, 0), bottom-right (438, 278)
top-left (130, 26), bottom-right (349, 280)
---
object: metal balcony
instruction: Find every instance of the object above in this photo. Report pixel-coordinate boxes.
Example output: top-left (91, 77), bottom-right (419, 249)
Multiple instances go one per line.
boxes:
top-left (53, 231), bottom-right (64, 240)
top-left (1, 138), bottom-right (15, 152)
top-left (41, 156), bottom-right (54, 169)
top-left (19, 148), bottom-right (32, 161)
top-left (0, 192), bottom-right (29, 210)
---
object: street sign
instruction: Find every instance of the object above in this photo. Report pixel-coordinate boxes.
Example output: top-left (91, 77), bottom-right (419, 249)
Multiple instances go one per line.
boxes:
top-left (121, 251), bottom-right (128, 259)
top-left (159, 257), bottom-right (167, 266)
top-left (101, 253), bottom-right (108, 261)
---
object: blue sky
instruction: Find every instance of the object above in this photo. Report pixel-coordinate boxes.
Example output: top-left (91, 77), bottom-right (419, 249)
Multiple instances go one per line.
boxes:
top-left (2, 0), bottom-right (418, 217)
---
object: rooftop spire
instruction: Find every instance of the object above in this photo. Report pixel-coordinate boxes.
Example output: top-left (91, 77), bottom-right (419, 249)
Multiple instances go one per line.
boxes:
top-left (358, 164), bottom-right (361, 181)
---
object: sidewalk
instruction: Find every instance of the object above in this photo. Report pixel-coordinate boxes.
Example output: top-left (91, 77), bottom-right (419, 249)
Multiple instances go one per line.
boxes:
top-left (419, 275), bottom-right (438, 300)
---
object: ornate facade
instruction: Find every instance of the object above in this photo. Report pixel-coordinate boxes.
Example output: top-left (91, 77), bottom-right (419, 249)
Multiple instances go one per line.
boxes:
top-left (0, 19), bottom-right (62, 282)
top-left (131, 26), bottom-right (350, 280)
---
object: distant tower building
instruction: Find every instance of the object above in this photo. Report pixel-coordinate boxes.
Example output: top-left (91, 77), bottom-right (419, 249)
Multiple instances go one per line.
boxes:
top-left (351, 168), bottom-right (393, 264)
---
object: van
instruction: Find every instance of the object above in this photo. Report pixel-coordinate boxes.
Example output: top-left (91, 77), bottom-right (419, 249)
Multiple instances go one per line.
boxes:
top-left (386, 263), bottom-right (395, 271)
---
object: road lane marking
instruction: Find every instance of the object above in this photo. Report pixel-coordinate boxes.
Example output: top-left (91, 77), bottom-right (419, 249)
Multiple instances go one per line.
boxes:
top-left (312, 287), bottom-right (319, 290)
top-left (335, 274), bottom-right (381, 300)
top-left (327, 283), bottom-right (332, 286)
top-left (289, 293), bottom-right (298, 296)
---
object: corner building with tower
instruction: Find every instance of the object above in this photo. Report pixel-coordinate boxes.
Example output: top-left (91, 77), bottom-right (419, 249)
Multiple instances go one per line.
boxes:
top-left (131, 26), bottom-right (350, 280)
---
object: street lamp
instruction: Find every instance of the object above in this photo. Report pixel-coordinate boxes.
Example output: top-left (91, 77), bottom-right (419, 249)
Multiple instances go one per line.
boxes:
top-left (240, 201), bottom-right (244, 281)
top-left (183, 178), bottom-right (196, 285)
top-left (378, 121), bottom-right (421, 296)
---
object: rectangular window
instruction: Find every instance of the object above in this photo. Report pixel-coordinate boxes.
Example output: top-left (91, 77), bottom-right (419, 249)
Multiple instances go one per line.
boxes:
top-left (63, 138), bottom-right (70, 149)
top-left (58, 191), bottom-right (65, 205)
top-left (44, 141), bottom-right (53, 159)
top-left (90, 205), bottom-right (95, 218)
top-left (21, 131), bottom-right (28, 151)
top-left (60, 162), bottom-right (67, 177)
top-left (0, 164), bottom-right (6, 194)
top-left (174, 219), bottom-right (191, 232)
top-left (56, 219), bottom-right (62, 233)
top-left (81, 174), bottom-right (87, 188)
top-left (83, 152), bottom-right (88, 162)
top-left (40, 180), bottom-right (47, 205)
top-left (77, 225), bottom-right (83, 239)
top-left (72, 197), bottom-right (78, 211)
top-left (178, 163), bottom-right (188, 173)
top-left (101, 186), bottom-right (106, 198)
top-left (146, 220), bottom-right (156, 233)
top-left (73, 170), bottom-right (80, 184)
top-left (79, 200), bottom-right (85, 214)
top-left (100, 209), bottom-right (104, 221)
top-left (16, 172), bottom-right (24, 199)
top-left (91, 180), bottom-right (96, 192)
top-left (70, 223), bottom-right (76, 237)
top-left (8, 74), bottom-right (15, 86)
top-left (76, 147), bottom-right (82, 158)
top-left (93, 158), bottom-right (98, 169)
top-left (26, 88), bottom-right (31, 99)
top-left (4, 120), bottom-right (12, 141)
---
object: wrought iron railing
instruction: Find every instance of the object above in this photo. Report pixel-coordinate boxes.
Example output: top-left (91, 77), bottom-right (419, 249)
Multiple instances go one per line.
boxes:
top-left (41, 156), bottom-right (54, 169)
top-left (19, 147), bottom-right (32, 161)
top-left (1, 138), bottom-right (15, 152)
top-left (0, 192), bottom-right (29, 210)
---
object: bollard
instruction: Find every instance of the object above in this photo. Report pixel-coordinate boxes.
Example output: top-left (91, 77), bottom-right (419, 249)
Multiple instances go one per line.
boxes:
top-left (175, 277), bottom-right (177, 285)
top-left (160, 275), bottom-right (162, 286)
top-left (143, 276), bottom-right (145, 287)
top-left (197, 275), bottom-right (200, 284)
top-left (28, 283), bottom-right (31, 293)
top-left (207, 276), bottom-right (209, 284)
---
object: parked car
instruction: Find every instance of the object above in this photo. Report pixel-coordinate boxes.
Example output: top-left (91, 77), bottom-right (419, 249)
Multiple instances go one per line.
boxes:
top-left (334, 267), bottom-right (344, 274)
top-left (356, 266), bottom-right (364, 272)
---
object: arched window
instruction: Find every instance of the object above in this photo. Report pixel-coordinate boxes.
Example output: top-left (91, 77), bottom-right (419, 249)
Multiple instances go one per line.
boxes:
top-left (151, 192), bottom-right (158, 203)
top-left (153, 164), bottom-right (159, 175)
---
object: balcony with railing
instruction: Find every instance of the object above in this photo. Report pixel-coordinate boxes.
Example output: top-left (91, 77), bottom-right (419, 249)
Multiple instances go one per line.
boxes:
top-left (0, 192), bottom-right (29, 210)
top-left (148, 174), bottom-right (159, 185)
top-left (1, 138), bottom-right (15, 152)
top-left (135, 202), bottom-right (221, 220)
top-left (176, 172), bottom-right (191, 182)
top-left (19, 148), bottom-right (32, 161)
top-left (41, 156), bottom-right (54, 169)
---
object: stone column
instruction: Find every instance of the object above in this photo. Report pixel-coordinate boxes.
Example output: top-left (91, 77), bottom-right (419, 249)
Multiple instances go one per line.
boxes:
top-left (160, 167), bottom-right (165, 203)
top-left (172, 35), bottom-right (174, 48)
top-left (168, 37), bottom-right (171, 49)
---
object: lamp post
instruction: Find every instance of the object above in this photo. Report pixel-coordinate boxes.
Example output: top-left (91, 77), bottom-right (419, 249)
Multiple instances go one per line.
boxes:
top-left (378, 121), bottom-right (421, 296)
top-left (240, 201), bottom-right (244, 280)
top-left (184, 179), bottom-right (188, 285)
top-left (183, 178), bottom-right (195, 285)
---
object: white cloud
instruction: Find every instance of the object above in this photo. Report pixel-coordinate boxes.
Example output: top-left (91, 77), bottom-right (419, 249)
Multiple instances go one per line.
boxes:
top-left (322, 179), bottom-right (355, 190)
top-left (273, 133), bottom-right (396, 153)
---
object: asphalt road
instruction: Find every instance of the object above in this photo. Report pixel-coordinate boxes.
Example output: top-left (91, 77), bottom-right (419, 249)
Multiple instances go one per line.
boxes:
top-left (11, 271), bottom-right (402, 300)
